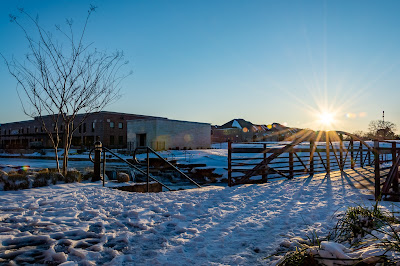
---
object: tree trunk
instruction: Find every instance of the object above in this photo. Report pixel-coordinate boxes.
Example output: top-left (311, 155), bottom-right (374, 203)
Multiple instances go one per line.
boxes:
top-left (54, 147), bottom-right (60, 173)
top-left (62, 124), bottom-right (70, 176)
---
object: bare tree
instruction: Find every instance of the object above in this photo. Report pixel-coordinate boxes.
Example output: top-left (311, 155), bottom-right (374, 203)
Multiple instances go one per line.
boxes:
top-left (2, 6), bottom-right (129, 175)
top-left (352, 130), bottom-right (366, 139)
top-left (368, 120), bottom-right (397, 140)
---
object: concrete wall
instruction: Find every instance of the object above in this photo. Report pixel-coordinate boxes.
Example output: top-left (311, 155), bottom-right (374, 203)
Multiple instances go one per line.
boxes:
top-left (127, 119), bottom-right (211, 150)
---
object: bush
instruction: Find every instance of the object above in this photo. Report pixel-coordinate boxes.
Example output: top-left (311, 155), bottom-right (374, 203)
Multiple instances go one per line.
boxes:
top-left (0, 170), bottom-right (8, 190)
top-left (117, 172), bottom-right (130, 183)
top-left (66, 170), bottom-right (82, 183)
top-left (82, 170), bottom-right (94, 181)
top-left (32, 172), bottom-right (51, 188)
top-left (32, 171), bottom-right (63, 187)
top-left (0, 168), bottom-right (93, 191)
top-left (5, 173), bottom-right (30, 190)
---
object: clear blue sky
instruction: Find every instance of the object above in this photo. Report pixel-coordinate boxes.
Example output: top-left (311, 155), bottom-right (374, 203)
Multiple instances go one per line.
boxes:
top-left (1, 0), bottom-right (400, 133)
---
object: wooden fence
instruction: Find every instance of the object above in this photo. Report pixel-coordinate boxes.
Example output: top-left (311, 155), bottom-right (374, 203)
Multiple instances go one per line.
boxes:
top-left (227, 131), bottom-right (400, 200)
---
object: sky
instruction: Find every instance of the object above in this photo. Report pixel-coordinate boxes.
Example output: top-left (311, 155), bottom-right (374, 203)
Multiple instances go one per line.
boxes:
top-left (0, 0), bottom-right (400, 133)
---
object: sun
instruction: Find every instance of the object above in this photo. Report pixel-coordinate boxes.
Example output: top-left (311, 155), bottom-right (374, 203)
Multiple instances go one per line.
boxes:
top-left (319, 112), bottom-right (335, 125)
top-left (317, 111), bottom-right (336, 130)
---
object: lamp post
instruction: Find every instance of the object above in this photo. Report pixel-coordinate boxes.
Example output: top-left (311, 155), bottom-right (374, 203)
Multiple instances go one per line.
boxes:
top-left (93, 140), bottom-right (102, 182)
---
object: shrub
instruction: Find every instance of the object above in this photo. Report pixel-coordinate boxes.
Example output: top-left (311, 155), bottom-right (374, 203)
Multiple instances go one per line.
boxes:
top-left (32, 172), bottom-right (51, 188)
top-left (0, 170), bottom-right (8, 190)
top-left (117, 172), bottom-right (130, 183)
top-left (32, 171), bottom-right (63, 187)
top-left (82, 170), bottom-right (94, 181)
top-left (66, 170), bottom-right (81, 183)
top-left (5, 173), bottom-right (30, 190)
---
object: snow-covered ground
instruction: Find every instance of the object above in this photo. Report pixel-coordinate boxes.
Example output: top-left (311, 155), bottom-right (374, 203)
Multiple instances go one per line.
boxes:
top-left (1, 142), bottom-right (397, 264)
top-left (0, 170), bottom-right (378, 265)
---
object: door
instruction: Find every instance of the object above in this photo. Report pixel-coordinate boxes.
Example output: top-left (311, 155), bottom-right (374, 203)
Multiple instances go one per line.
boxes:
top-left (137, 133), bottom-right (147, 147)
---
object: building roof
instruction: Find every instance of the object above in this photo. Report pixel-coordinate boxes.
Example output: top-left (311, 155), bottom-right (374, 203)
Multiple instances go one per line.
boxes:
top-left (218, 119), bottom-right (255, 130)
top-left (128, 117), bottom-right (211, 126)
top-left (0, 111), bottom-right (167, 126)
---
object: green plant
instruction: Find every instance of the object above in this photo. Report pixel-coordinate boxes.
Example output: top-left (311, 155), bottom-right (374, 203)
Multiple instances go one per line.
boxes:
top-left (305, 230), bottom-right (321, 248)
top-left (277, 248), bottom-right (317, 266)
top-left (329, 201), bottom-right (398, 245)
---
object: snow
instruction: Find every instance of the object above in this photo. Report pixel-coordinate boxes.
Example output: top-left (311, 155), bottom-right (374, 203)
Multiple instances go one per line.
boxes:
top-left (0, 141), bottom-right (398, 264)
top-left (232, 120), bottom-right (242, 129)
top-left (0, 170), bottom-right (377, 265)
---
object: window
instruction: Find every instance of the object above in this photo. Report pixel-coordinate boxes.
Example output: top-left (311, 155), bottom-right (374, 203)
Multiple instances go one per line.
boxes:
top-left (118, 136), bottom-right (123, 145)
top-left (83, 123), bottom-right (86, 133)
top-left (35, 127), bottom-right (38, 133)
top-left (110, 135), bottom-right (115, 145)
top-left (27, 128), bottom-right (29, 134)
top-left (110, 122), bottom-right (114, 128)
top-left (118, 122), bottom-right (123, 129)
top-left (92, 122), bottom-right (95, 132)
top-left (79, 125), bottom-right (82, 133)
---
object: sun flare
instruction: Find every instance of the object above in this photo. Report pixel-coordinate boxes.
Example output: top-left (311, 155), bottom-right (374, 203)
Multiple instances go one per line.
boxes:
top-left (315, 111), bottom-right (337, 130)
top-left (318, 112), bottom-right (335, 126)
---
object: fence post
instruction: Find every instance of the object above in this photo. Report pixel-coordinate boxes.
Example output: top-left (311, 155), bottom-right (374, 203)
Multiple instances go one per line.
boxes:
top-left (102, 149), bottom-right (106, 187)
top-left (368, 147), bottom-right (371, 165)
top-left (326, 131), bottom-right (330, 174)
top-left (310, 138), bottom-right (315, 175)
top-left (392, 142), bottom-right (398, 194)
top-left (262, 143), bottom-right (267, 181)
top-left (374, 140), bottom-right (380, 200)
top-left (93, 140), bottom-right (102, 182)
top-left (289, 148), bottom-right (294, 179)
top-left (339, 133), bottom-right (343, 171)
top-left (360, 142), bottom-right (364, 167)
top-left (350, 137), bottom-right (355, 169)
top-left (228, 140), bottom-right (232, 187)
top-left (147, 147), bottom-right (150, 192)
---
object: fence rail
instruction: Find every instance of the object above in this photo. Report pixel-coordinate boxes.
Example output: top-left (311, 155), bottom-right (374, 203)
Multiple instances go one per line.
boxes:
top-left (228, 131), bottom-right (400, 200)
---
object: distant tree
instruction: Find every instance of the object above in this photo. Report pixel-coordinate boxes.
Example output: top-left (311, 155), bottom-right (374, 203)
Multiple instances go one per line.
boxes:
top-left (2, 6), bottom-right (129, 176)
top-left (368, 120), bottom-right (397, 140)
top-left (352, 130), bottom-right (366, 139)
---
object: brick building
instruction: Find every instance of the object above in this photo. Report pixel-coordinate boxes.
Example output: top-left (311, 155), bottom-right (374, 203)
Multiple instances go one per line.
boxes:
top-left (0, 111), bottom-right (163, 149)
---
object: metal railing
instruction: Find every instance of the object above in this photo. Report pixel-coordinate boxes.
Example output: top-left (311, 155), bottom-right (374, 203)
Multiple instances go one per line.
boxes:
top-left (89, 142), bottom-right (201, 192)
top-left (89, 144), bottom-right (172, 191)
top-left (133, 146), bottom-right (201, 189)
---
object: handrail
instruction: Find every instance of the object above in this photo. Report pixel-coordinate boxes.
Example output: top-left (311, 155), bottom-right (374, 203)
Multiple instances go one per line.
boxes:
top-left (237, 130), bottom-right (314, 183)
top-left (89, 147), bottom-right (172, 191)
top-left (229, 130), bottom-right (378, 186)
top-left (382, 153), bottom-right (400, 195)
top-left (133, 146), bottom-right (201, 188)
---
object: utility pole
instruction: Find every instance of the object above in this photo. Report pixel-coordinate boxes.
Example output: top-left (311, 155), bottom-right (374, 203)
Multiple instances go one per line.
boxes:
top-left (383, 111), bottom-right (385, 122)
